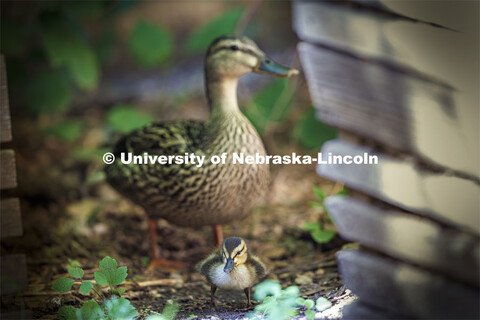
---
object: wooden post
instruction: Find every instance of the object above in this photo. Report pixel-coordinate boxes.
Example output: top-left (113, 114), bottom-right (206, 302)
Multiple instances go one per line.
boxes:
top-left (0, 55), bottom-right (28, 296)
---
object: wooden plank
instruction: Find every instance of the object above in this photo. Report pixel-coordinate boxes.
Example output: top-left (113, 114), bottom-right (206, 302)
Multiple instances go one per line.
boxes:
top-left (0, 254), bottom-right (28, 295)
top-left (299, 43), bottom-right (479, 179)
top-left (326, 195), bottom-right (479, 285)
top-left (1, 55), bottom-right (12, 143)
top-left (0, 198), bottom-right (22, 238)
top-left (343, 300), bottom-right (409, 320)
top-left (337, 249), bottom-right (480, 319)
top-left (317, 139), bottom-right (480, 234)
top-left (293, 1), bottom-right (477, 88)
top-left (0, 149), bottom-right (17, 189)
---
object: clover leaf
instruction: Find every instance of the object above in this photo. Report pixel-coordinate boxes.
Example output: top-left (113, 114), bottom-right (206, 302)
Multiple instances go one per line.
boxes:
top-left (94, 256), bottom-right (127, 286)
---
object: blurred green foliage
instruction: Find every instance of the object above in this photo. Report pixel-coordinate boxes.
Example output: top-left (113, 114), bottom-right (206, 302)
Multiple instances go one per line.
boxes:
top-left (106, 104), bottom-right (155, 133)
top-left (24, 70), bottom-right (73, 114)
top-left (245, 78), bottom-right (294, 136)
top-left (296, 107), bottom-right (337, 150)
top-left (184, 7), bottom-right (244, 53)
top-left (129, 21), bottom-right (173, 67)
top-left (2, 1), bottom-right (336, 167)
top-left (41, 120), bottom-right (84, 142)
top-left (304, 186), bottom-right (347, 244)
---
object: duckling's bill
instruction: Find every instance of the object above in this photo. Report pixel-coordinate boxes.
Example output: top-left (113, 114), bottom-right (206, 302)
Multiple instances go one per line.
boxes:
top-left (254, 55), bottom-right (299, 78)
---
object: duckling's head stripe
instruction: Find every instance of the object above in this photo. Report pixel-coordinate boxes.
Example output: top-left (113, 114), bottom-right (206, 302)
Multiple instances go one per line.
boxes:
top-left (223, 237), bottom-right (246, 256)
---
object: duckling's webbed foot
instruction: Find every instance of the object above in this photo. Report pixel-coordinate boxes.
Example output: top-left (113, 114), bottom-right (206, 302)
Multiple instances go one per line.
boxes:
top-left (211, 285), bottom-right (217, 307)
top-left (244, 287), bottom-right (251, 306)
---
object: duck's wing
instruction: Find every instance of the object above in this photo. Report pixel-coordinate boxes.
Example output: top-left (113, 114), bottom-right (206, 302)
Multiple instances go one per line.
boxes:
top-left (247, 255), bottom-right (268, 279)
top-left (112, 120), bottom-right (207, 156)
top-left (105, 120), bottom-right (208, 207)
top-left (196, 249), bottom-right (223, 276)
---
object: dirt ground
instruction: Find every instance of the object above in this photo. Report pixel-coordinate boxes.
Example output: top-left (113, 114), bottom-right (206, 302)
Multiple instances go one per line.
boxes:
top-left (1, 157), bottom-right (348, 319)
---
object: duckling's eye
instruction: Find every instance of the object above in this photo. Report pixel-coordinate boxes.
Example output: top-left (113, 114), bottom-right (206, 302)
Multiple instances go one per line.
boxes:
top-left (230, 45), bottom-right (239, 51)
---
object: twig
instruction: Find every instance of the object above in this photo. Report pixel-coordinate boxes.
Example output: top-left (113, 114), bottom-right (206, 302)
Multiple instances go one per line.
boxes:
top-left (136, 279), bottom-right (183, 288)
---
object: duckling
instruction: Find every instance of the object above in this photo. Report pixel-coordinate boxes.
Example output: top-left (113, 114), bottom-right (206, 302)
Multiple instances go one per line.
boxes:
top-left (196, 237), bottom-right (268, 306)
top-left (105, 35), bottom-right (298, 270)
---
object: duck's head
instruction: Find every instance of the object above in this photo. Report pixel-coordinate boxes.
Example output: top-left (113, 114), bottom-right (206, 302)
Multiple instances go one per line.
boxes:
top-left (206, 35), bottom-right (299, 80)
top-left (222, 237), bottom-right (248, 273)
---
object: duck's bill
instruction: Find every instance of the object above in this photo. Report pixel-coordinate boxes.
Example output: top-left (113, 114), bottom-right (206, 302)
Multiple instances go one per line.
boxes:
top-left (223, 258), bottom-right (234, 273)
top-left (254, 56), bottom-right (299, 78)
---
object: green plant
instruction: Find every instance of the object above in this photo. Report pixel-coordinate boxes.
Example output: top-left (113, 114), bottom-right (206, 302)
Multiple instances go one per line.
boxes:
top-left (295, 107), bottom-right (337, 150)
top-left (52, 256), bottom-right (179, 320)
top-left (303, 186), bottom-right (347, 244)
top-left (52, 257), bottom-right (135, 320)
top-left (296, 297), bottom-right (332, 320)
top-left (249, 280), bottom-right (333, 320)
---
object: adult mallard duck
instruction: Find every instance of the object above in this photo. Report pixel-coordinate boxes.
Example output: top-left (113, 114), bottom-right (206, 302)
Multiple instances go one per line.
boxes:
top-left (196, 237), bottom-right (268, 306)
top-left (105, 35), bottom-right (298, 270)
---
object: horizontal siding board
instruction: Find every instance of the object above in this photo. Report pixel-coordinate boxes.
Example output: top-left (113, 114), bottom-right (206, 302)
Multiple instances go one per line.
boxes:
top-left (299, 42), bottom-right (478, 178)
top-left (317, 139), bottom-right (480, 234)
top-left (1, 56), bottom-right (12, 143)
top-left (0, 149), bottom-right (17, 190)
top-left (327, 195), bottom-right (479, 284)
top-left (0, 198), bottom-right (22, 238)
top-left (337, 249), bottom-right (480, 319)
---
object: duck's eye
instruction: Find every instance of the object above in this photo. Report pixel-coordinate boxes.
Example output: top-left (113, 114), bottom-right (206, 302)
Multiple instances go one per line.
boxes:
top-left (230, 45), bottom-right (239, 51)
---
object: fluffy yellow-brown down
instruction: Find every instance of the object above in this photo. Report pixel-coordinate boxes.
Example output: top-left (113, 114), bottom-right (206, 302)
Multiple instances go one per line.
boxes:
top-left (197, 237), bottom-right (268, 306)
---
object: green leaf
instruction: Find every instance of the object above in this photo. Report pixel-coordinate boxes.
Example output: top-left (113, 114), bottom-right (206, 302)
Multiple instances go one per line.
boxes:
top-left (313, 186), bottom-right (326, 201)
top-left (58, 305), bottom-right (77, 320)
top-left (99, 256), bottom-right (118, 270)
top-left (254, 280), bottom-right (282, 301)
top-left (304, 299), bottom-right (315, 309)
top-left (94, 270), bottom-right (109, 286)
top-left (105, 297), bottom-right (138, 320)
top-left (337, 187), bottom-right (348, 196)
top-left (95, 256), bottom-right (128, 286)
top-left (52, 277), bottom-right (74, 293)
top-left (67, 43), bottom-right (99, 90)
top-left (68, 266), bottom-right (84, 279)
top-left (308, 201), bottom-right (324, 208)
top-left (68, 259), bottom-right (81, 268)
top-left (106, 104), bottom-right (154, 133)
top-left (129, 21), bottom-right (173, 67)
top-left (305, 309), bottom-right (316, 320)
top-left (160, 302), bottom-right (179, 320)
top-left (184, 7), bottom-right (244, 53)
top-left (78, 300), bottom-right (105, 320)
top-left (302, 222), bottom-right (320, 232)
top-left (311, 229), bottom-right (336, 244)
top-left (41, 120), bottom-right (84, 142)
top-left (40, 25), bottom-right (99, 90)
top-left (244, 78), bottom-right (294, 135)
top-left (281, 285), bottom-right (300, 298)
top-left (24, 71), bottom-right (73, 114)
top-left (296, 297), bottom-right (305, 306)
top-left (315, 297), bottom-right (332, 312)
top-left (109, 287), bottom-right (126, 297)
top-left (79, 281), bottom-right (94, 295)
top-left (296, 107), bottom-right (337, 150)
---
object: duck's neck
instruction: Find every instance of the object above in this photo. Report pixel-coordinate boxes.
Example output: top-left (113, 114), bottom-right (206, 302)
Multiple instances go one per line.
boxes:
top-left (206, 75), bottom-right (240, 116)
